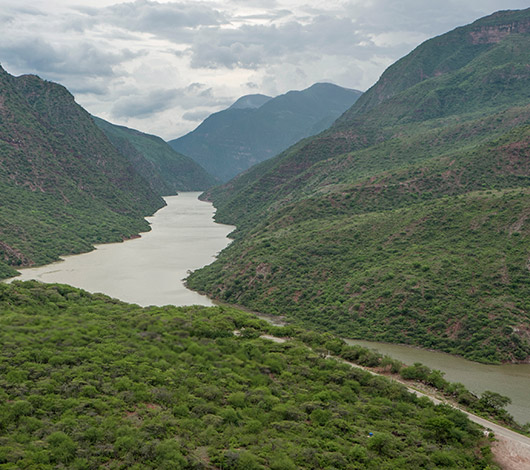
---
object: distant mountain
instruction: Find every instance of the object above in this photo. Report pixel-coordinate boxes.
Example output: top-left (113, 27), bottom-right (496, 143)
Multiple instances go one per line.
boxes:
top-left (169, 83), bottom-right (362, 182)
top-left (229, 94), bottom-right (271, 110)
top-left (93, 117), bottom-right (216, 195)
top-left (188, 9), bottom-right (530, 363)
top-left (0, 66), bottom-right (164, 278)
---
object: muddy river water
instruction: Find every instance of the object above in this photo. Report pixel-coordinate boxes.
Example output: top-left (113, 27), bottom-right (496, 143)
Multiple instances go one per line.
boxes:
top-left (9, 192), bottom-right (234, 307)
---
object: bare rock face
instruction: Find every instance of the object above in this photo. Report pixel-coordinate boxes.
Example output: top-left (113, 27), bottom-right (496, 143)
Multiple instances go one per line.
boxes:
top-left (470, 18), bottom-right (530, 44)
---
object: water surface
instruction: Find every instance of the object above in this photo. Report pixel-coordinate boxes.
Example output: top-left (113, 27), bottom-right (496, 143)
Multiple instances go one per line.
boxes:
top-left (9, 192), bottom-right (234, 307)
top-left (345, 338), bottom-right (530, 425)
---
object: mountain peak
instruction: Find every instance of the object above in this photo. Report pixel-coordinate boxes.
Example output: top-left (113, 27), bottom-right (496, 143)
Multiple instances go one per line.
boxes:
top-left (229, 94), bottom-right (272, 110)
top-left (170, 84), bottom-right (362, 181)
top-left (305, 82), bottom-right (349, 91)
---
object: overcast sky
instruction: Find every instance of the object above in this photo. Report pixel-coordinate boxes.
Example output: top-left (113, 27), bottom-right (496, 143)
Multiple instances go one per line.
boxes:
top-left (1, 0), bottom-right (527, 140)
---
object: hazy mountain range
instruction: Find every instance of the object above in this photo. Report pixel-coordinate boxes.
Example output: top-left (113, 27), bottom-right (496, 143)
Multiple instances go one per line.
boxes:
top-left (169, 83), bottom-right (362, 182)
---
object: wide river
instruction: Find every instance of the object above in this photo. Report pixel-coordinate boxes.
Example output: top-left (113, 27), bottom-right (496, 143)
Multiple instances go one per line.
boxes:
top-left (7, 192), bottom-right (530, 424)
top-left (9, 192), bottom-right (234, 307)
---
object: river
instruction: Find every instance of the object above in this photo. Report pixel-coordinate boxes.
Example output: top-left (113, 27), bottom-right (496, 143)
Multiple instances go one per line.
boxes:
top-left (8, 192), bottom-right (234, 307)
top-left (345, 339), bottom-right (530, 425)
top-left (7, 192), bottom-right (530, 425)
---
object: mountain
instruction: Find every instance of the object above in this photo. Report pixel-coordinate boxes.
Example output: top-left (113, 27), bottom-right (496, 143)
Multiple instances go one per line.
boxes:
top-left (0, 66), bottom-right (165, 279)
top-left (187, 9), bottom-right (530, 363)
top-left (93, 117), bottom-right (216, 195)
top-left (168, 83), bottom-right (362, 182)
top-left (229, 93), bottom-right (272, 110)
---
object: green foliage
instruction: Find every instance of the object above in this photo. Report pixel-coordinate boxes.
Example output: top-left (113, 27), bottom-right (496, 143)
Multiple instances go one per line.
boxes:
top-left (0, 281), bottom-right (496, 469)
top-left (188, 189), bottom-right (530, 363)
top-left (477, 391), bottom-right (513, 421)
top-left (338, 343), bottom-right (516, 427)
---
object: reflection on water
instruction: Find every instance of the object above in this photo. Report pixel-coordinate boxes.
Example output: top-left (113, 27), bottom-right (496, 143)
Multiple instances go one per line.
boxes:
top-left (345, 338), bottom-right (530, 425)
top-left (8, 192), bottom-right (234, 307)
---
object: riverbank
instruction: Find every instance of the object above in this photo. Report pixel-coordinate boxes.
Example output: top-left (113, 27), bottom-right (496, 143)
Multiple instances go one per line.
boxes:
top-left (340, 356), bottom-right (530, 470)
top-left (5, 193), bottom-right (234, 307)
top-left (213, 299), bottom-right (530, 427)
top-left (254, 331), bottom-right (530, 470)
top-left (344, 338), bottom-right (530, 426)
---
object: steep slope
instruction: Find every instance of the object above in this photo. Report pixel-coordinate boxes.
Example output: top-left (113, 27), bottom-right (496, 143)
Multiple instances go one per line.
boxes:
top-left (188, 9), bottom-right (530, 363)
top-left (93, 117), bottom-right (216, 195)
top-left (0, 66), bottom-right (165, 279)
top-left (169, 83), bottom-right (362, 182)
top-left (340, 7), bottom-right (530, 120)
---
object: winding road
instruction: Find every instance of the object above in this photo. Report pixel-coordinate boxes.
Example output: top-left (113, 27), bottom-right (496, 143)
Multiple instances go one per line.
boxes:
top-left (342, 355), bottom-right (530, 470)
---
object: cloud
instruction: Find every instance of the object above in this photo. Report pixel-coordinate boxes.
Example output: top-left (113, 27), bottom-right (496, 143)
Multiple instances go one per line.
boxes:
top-left (0, 0), bottom-right (527, 140)
top-left (187, 15), bottom-right (369, 70)
top-left (64, 77), bottom-right (111, 96)
top-left (231, 0), bottom-right (280, 6)
top-left (234, 9), bottom-right (292, 21)
top-left (111, 83), bottom-right (232, 120)
top-left (0, 37), bottom-right (140, 78)
top-left (85, 0), bottom-right (228, 43)
top-left (112, 88), bottom-right (182, 118)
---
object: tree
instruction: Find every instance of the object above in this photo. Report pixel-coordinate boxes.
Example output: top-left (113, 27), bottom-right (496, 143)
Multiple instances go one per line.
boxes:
top-left (478, 391), bottom-right (511, 413)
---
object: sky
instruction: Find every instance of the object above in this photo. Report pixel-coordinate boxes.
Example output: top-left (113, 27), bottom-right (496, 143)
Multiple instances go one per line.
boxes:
top-left (0, 0), bottom-right (528, 140)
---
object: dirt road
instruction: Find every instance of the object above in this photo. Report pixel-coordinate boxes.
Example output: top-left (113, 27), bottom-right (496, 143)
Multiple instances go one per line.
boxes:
top-left (258, 334), bottom-right (530, 469)
top-left (344, 357), bottom-right (530, 470)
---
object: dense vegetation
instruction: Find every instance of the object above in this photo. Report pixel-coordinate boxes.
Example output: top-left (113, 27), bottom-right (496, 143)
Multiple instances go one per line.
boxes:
top-left (0, 281), bottom-right (499, 469)
top-left (169, 83), bottom-right (362, 182)
top-left (189, 9), bottom-right (530, 363)
top-left (0, 66), bottom-right (165, 279)
top-left (189, 189), bottom-right (529, 363)
top-left (93, 117), bottom-right (216, 194)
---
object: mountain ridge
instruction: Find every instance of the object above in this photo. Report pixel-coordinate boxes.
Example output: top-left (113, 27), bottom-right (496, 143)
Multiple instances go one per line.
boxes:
top-left (93, 116), bottom-right (216, 195)
top-left (188, 9), bottom-right (530, 363)
top-left (341, 8), bottom-right (530, 121)
top-left (0, 66), bottom-right (165, 278)
top-left (169, 83), bottom-right (362, 182)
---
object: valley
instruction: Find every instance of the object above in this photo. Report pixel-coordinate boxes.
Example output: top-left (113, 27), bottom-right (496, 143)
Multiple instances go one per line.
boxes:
top-left (188, 8), bottom-right (530, 364)
top-left (0, 5), bottom-right (529, 469)
top-left (6, 192), bottom-right (529, 427)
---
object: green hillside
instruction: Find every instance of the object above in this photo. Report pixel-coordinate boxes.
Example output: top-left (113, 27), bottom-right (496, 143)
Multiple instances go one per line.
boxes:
top-left (0, 281), bottom-right (498, 469)
top-left (169, 83), bottom-right (362, 182)
top-left (188, 9), bottom-right (530, 363)
top-left (0, 66), bottom-right (165, 279)
top-left (93, 117), bottom-right (216, 195)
